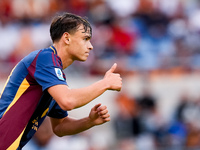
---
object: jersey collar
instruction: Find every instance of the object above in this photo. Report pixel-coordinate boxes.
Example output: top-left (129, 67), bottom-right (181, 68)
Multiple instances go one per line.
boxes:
top-left (50, 45), bottom-right (57, 55)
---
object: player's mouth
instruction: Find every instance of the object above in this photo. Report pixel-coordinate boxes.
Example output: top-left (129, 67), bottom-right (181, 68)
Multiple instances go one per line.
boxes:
top-left (85, 52), bottom-right (89, 56)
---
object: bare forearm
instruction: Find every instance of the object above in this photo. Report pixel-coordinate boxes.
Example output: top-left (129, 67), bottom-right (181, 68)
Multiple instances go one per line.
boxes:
top-left (48, 79), bottom-right (109, 111)
top-left (53, 117), bottom-right (94, 137)
top-left (48, 63), bottom-right (122, 111)
top-left (69, 80), bottom-right (108, 109)
top-left (51, 104), bottom-right (111, 137)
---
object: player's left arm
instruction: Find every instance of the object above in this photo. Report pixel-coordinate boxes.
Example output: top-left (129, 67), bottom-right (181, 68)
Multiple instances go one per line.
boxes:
top-left (50, 103), bottom-right (110, 137)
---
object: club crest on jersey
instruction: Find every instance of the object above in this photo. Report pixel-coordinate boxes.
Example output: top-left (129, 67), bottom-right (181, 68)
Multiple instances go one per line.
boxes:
top-left (55, 68), bottom-right (65, 81)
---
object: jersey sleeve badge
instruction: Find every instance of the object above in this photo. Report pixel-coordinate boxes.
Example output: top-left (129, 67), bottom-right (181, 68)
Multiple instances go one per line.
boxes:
top-left (55, 68), bottom-right (65, 81)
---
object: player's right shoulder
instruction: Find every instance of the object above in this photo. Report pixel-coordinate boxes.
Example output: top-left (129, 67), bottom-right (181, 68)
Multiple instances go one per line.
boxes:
top-left (21, 49), bottom-right (42, 67)
top-left (21, 47), bottom-right (57, 69)
top-left (36, 47), bottom-right (57, 67)
top-left (37, 47), bottom-right (57, 60)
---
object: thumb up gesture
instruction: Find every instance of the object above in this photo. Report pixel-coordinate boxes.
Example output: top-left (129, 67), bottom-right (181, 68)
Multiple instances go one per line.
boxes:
top-left (103, 63), bottom-right (122, 91)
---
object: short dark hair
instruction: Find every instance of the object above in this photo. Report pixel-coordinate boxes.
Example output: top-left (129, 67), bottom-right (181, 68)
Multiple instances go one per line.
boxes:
top-left (50, 12), bottom-right (92, 42)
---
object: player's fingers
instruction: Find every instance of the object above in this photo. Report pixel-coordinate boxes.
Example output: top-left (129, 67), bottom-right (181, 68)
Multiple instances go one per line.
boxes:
top-left (97, 105), bottom-right (107, 112)
top-left (104, 118), bottom-right (111, 122)
top-left (92, 103), bottom-right (101, 111)
top-left (98, 109), bottom-right (108, 116)
top-left (101, 113), bottom-right (110, 119)
top-left (107, 63), bottom-right (117, 73)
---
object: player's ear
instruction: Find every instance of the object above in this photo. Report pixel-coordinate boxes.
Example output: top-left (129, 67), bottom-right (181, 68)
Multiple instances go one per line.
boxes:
top-left (63, 32), bottom-right (70, 44)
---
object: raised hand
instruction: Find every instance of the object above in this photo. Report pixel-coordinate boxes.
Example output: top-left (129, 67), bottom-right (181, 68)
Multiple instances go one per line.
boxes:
top-left (103, 63), bottom-right (122, 91)
top-left (89, 103), bottom-right (110, 126)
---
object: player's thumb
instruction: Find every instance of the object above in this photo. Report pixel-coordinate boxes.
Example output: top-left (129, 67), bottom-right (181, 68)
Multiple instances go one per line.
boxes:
top-left (107, 63), bottom-right (117, 73)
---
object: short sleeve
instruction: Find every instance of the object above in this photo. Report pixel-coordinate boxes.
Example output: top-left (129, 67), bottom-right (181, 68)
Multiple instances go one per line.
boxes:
top-left (34, 50), bottom-right (67, 91)
top-left (48, 102), bottom-right (68, 118)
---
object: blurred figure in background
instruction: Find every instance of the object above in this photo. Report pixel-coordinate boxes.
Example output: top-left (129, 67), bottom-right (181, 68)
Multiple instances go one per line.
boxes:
top-left (113, 91), bottom-right (139, 150)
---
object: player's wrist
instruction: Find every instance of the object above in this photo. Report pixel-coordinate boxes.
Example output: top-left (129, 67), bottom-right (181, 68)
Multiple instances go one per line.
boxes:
top-left (100, 79), bottom-right (110, 91)
top-left (86, 116), bottom-right (96, 127)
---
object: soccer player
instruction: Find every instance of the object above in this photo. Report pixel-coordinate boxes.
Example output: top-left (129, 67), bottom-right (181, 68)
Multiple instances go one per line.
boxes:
top-left (0, 13), bottom-right (122, 149)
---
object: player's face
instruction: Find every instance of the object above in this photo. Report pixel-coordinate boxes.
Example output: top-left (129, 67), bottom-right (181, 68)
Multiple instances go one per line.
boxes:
top-left (68, 25), bottom-right (93, 61)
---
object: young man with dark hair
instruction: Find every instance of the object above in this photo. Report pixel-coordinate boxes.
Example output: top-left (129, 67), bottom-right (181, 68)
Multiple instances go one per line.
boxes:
top-left (0, 12), bottom-right (122, 149)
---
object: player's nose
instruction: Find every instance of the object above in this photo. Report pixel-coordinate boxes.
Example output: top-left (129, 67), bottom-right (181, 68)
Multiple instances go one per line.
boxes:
top-left (88, 42), bottom-right (93, 51)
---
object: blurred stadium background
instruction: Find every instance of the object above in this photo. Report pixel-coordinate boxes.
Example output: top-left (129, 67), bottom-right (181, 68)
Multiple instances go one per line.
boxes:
top-left (1, 0), bottom-right (200, 149)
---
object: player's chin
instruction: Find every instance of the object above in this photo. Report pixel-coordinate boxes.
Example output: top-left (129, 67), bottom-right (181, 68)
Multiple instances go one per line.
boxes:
top-left (78, 56), bottom-right (88, 62)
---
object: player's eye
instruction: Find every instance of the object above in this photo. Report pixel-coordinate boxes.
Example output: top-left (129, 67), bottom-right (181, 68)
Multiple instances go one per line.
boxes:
top-left (84, 37), bottom-right (90, 41)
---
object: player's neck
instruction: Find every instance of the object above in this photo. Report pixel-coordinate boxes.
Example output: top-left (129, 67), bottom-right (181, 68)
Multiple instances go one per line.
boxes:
top-left (53, 43), bottom-right (74, 69)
